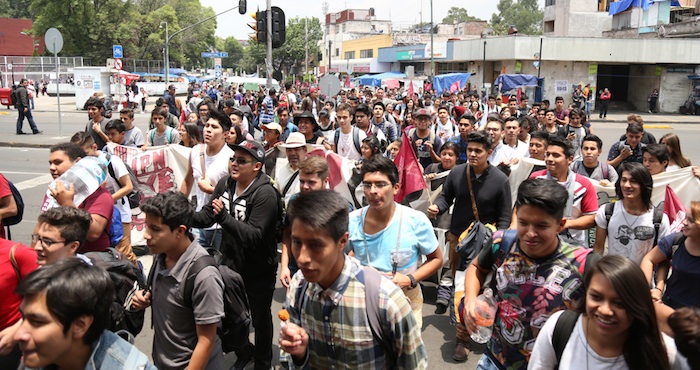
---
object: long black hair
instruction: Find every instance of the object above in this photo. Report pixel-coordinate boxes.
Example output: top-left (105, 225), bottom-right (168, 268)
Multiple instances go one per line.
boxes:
top-left (615, 162), bottom-right (653, 209)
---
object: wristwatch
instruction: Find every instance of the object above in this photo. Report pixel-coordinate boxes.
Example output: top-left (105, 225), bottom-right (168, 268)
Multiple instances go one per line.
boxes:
top-left (407, 274), bottom-right (417, 289)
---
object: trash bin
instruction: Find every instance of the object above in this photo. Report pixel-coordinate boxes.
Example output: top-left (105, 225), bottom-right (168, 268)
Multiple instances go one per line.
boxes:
top-left (0, 88), bottom-right (13, 108)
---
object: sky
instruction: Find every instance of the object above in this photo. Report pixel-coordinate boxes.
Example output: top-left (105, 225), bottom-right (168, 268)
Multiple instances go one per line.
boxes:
top-left (201, 0), bottom-right (514, 40)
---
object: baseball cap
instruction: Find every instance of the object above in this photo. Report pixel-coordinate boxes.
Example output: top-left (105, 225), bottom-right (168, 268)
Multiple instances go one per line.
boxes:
top-left (232, 140), bottom-right (265, 163)
top-left (261, 122), bottom-right (283, 135)
top-left (414, 108), bottom-right (431, 118)
top-left (310, 87), bottom-right (317, 93)
top-left (168, 84), bottom-right (176, 90)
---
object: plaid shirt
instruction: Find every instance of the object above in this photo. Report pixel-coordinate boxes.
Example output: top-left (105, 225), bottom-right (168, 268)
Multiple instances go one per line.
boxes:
top-left (287, 255), bottom-right (427, 370)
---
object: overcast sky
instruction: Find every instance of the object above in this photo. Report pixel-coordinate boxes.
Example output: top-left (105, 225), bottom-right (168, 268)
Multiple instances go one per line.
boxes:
top-left (201, 0), bottom-right (545, 40)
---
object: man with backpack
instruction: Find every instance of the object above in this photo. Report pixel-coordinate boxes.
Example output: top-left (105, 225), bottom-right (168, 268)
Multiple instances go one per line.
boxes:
top-left (14, 79), bottom-right (42, 135)
top-left (193, 140), bottom-right (281, 370)
top-left (0, 173), bottom-right (20, 239)
top-left (132, 192), bottom-right (224, 370)
top-left (280, 190), bottom-right (427, 369)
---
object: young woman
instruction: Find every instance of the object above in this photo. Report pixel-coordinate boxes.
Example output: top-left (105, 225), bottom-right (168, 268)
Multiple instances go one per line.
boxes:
top-left (225, 123), bottom-right (244, 148)
top-left (660, 133), bottom-right (692, 171)
top-left (360, 135), bottom-right (381, 162)
top-left (178, 121), bottom-right (202, 148)
top-left (593, 162), bottom-right (670, 265)
top-left (144, 107), bottom-right (180, 149)
top-left (386, 140), bottom-right (401, 161)
top-left (387, 103), bottom-right (402, 128)
top-left (424, 141), bottom-right (458, 180)
top-left (140, 87), bottom-right (148, 113)
top-left (529, 255), bottom-right (676, 370)
top-left (641, 201), bottom-right (700, 310)
top-left (468, 101), bottom-right (483, 122)
top-left (186, 111), bottom-right (199, 123)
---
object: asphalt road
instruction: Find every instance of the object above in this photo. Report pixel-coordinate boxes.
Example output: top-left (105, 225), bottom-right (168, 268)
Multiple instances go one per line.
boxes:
top-left (2, 110), bottom-right (700, 369)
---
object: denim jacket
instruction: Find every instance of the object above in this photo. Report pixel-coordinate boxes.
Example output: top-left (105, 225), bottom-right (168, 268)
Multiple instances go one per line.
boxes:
top-left (20, 330), bottom-right (156, 370)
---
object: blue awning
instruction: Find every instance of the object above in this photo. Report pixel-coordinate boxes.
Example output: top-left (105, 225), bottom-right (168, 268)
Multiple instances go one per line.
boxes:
top-left (688, 75), bottom-right (700, 80)
top-left (609, 0), bottom-right (679, 15)
top-left (495, 74), bottom-right (539, 92)
top-left (159, 68), bottom-right (189, 75)
top-left (432, 73), bottom-right (472, 95)
top-left (355, 72), bottom-right (405, 87)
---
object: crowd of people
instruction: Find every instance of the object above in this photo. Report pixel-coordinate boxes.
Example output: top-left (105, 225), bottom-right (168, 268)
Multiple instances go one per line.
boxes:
top-left (1, 79), bottom-right (700, 370)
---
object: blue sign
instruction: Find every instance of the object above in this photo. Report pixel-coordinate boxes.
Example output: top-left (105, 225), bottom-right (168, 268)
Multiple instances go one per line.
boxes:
top-left (113, 45), bottom-right (123, 59)
top-left (201, 51), bottom-right (229, 58)
top-left (94, 81), bottom-right (101, 90)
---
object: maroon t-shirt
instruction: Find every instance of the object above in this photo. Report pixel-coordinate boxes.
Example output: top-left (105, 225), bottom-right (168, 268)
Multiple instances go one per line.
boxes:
top-left (0, 239), bottom-right (38, 330)
top-left (78, 187), bottom-right (113, 253)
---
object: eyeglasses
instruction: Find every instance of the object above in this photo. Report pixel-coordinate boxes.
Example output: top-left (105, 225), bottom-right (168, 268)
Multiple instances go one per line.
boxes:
top-left (31, 234), bottom-right (66, 248)
top-left (230, 157), bottom-right (255, 165)
top-left (361, 182), bottom-right (392, 191)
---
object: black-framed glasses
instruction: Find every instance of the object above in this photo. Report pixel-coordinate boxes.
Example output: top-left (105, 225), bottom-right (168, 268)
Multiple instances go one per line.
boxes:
top-left (31, 234), bottom-right (66, 248)
top-left (230, 157), bottom-right (255, 165)
top-left (361, 182), bottom-right (391, 191)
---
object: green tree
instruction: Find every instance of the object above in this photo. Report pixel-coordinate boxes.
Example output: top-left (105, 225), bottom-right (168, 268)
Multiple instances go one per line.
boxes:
top-left (442, 7), bottom-right (480, 24)
top-left (220, 36), bottom-right (244, 70)
top-left (490, 0), bottom-right (543, 35)
top-left (271, 17), bottom-right (322, 76)
top-left (0, 0), bottom-right (33, 18)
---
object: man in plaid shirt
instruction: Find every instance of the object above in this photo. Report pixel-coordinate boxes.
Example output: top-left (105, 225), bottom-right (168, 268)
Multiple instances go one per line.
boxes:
top-left (279, 190), bottom-right (427, 369)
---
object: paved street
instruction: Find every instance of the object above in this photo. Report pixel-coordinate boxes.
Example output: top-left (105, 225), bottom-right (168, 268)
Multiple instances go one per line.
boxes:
top-left (2, 96), bottom-right (700, 369)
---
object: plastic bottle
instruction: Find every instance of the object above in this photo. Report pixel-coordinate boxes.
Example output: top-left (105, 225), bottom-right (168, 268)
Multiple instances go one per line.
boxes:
top-left (470, 288), bottom-right (498, 344)
top-left (45, 156), bottom-right (108, 208)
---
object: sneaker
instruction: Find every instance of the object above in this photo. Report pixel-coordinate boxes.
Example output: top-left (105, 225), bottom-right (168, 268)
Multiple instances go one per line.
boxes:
top-left (33, 130), bottom-right (43, 134)
top-left (16, 132), bottom-right (27, 135)
top-left (435, 299), bottom-right (448, 314)
top-left (231, 343), bottom-right (255, 370)
top-left (648, 110), bottom-right (653, 114)
top-left (452, 341), bottom-right (470, 362)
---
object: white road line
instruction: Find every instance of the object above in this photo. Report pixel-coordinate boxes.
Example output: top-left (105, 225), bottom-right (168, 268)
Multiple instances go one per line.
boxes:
top-left (1, 171), bottom-right (47, 176)
top-left (13, 174), bottom-right (53, 191)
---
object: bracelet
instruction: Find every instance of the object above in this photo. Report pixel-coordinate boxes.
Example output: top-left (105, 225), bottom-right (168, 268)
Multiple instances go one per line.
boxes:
top-left (652, 287), bottom-right (662, 292)
top-left (407, 274), bottom-right (417, 289)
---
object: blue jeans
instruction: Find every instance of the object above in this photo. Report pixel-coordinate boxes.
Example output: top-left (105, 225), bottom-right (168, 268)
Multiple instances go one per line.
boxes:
top-left (196, 228), bottom-right (222, 251)
top-left (16, 107), bottom-right (39, 134)
top-left (585, 101), bottom-right (593, 118)
top-left (476, 355), bottom-right (501, 370)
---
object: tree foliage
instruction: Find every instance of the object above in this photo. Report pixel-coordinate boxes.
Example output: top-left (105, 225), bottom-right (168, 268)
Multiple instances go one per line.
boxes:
top-left (442, 7), bottom-right (480, 24)
top-left (490, 0), bottom-right (543, 35)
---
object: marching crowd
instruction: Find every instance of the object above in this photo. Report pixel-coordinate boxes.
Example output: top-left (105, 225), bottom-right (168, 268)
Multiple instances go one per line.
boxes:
top-left (1, 80), bottom-right (700, 370)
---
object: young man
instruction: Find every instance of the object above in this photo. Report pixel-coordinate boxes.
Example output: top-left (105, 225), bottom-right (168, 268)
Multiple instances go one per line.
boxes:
top-left (14, 258), bottom-right (155, 370)
top-left (502, 116), bottom-right (529, 158)
top-left (517, 116), bottom-right (533, 146)
top-left (528, 136), bottom-right (598, 246)
top-left (428, 131), bottom-right (512, 361)
top-left (163, 84), bottom-right (179, 116)
top-left (527, 130), bottom-right (549, 173)
top-left (540, 109), bottom-right (559, 135)
top-left (260, 88), bottom-right (276, 126)
top-left (33, 206), bottom-right (92, 265)
top-left (295, 110), bottom-right (327, 146)
top-left (463, 179), bottom-right (597, 370)
top-left (132, 192), bottom-right (224, 370)
top-left (37, 143), bottom-right (113, 254)
top-left (553, 96), bottom-right (569, 126)
top-left (332, 103), bottom-right (363, 161)
top-left (354, 103), bottom-right (387, 149)
top-left (280, 190), bottom-right (427, 369)
top-left (409, 108), bottom-right (443, 170)
top-left (261, 121), bottom-right (283, 175)
top-left (85, 97), bottom-right (109, 149)
top-left (434, 105), bottom-right (456, 140)
top-left (642, 143), bottom-right (670, 176)
top-left (619, 114), bottom-right (657, 145)
top-left (348, 156), bottom-right (443, 330)
top-left (119, 108), bottom-right (145, 148)
top-left (71, 131), bottom-right (137, 264)
top-left (153, 98), bottom-right (180, 130)
top-left (571, 134), bottom-right (618, 186)
top-left (484, 117), bottom-right (516, 167)
top-left (105, 119), bottom-right (127, 147)
top-left (506, 97), bottom-right (521, 118)
top-left (517, 96), bottom-right (530, 117)
top-left (607, 121), bottom-right (647, 168)
top-left (599, 87), bottom-right (611, 119)
top-left (449, 113), bottom-right (476, 165)
top-left (180, 109), bottom-right (233, 251)
top-left (14, 78), bottom-right (42, 135)
top-left (370, 101), bottom-right (397, 143)
top-left (193, 140), bottom-right (279, 370)
top-left (556, 108), bottom-right (589, 161)
top-left (277, 107), bottom-right (298, 142)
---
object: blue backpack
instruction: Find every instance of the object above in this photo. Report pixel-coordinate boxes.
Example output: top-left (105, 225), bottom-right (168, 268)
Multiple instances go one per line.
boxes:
top-left (108, 205), bottom-right (123, 247)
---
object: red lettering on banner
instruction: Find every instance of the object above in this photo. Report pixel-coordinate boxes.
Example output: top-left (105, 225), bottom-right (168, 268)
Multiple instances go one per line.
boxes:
top-left (152, 150), bottom-right (166, 171)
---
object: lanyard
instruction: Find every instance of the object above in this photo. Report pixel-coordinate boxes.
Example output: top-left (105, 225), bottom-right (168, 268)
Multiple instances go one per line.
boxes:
top-left (361, 205), bottom-right (402, 276)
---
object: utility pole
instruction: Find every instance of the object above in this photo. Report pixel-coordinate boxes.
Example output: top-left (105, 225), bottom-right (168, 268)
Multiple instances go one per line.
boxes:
top-left (305, 18), bottom-right (309, 80)
top-left (266, 0), bottom-right (273, 88)
top-left (483, 41), bottom-right (486, 89)
top-left (430, 0), bottom-right (434, 79)
top-left (328, 40), bottom-right (332, 73)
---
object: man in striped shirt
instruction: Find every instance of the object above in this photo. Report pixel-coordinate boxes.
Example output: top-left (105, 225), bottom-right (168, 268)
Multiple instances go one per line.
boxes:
top-left (280, 190), bottom-right (427, 369)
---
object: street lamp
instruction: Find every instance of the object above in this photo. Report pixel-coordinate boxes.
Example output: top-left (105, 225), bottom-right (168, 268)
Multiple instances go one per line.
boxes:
top-left (160, 22), bottom-right (169, 87)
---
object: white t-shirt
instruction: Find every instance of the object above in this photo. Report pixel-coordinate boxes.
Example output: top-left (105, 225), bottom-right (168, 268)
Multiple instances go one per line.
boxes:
top-left (434, 119), bottom-right (455, 140)
top-left (190, 144), bottom-right (233, 213)
top-left (287, 92), bottom-right (297, 107)
top-left (595, 201), bottom-right (670, 265)
top-left (505, 139), bottom-right (530, 158)
top-left (529, 310), bottom-right (680, 370)
top-left (103, 153), bottom-right (132, 224)
top-left (336, 130), bottom-right (362, 161)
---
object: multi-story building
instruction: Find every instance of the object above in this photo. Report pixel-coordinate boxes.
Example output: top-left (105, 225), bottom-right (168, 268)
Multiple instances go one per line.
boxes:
top-left (543, 0), bottom-right (612, 37)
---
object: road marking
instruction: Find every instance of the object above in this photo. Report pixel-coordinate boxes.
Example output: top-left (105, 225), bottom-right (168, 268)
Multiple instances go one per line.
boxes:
top-left (1, 171), bottom-right (47, 176)
top-left (0, 112), bottom-right (9, 115)
top-left (13, 174), bottom-right (53, 191)
top-left (645, 124), bottom-right (672, 129)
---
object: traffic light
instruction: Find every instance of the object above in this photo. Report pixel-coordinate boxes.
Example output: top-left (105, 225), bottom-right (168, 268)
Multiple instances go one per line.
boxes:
top-left (270, 6), bottom-right (286, 49)
top-left (248, 11), bottom-right (267, 44)
top-left (238, 0), bottom-right (246, 15)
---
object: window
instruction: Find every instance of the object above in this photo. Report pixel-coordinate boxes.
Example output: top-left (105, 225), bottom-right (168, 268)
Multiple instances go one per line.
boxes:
top-left (342, 24), bottom-right (346, 32)
top-left (335, 48), bottom-right (340, 57)
top-left (360, 49), bottom-right (373, 58)
top-left (544, 21), bottom-right (555, 33)
top-left (545, 0), bottom-right (556, 6)
top-left (344, 51), bottom-right (355, 60)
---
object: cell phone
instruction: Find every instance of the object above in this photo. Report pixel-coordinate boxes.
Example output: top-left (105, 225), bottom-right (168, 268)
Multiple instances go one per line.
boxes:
top-left (622, 144), bottom-right (631, 151)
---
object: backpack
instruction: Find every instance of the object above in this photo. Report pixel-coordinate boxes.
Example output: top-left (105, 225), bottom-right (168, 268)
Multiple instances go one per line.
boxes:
top-left (149, 126), bottom-right (177, 145)
top-left (668, 232), bottom-right (687, 260)
top-left (572, 160), bottom-right (609, 180)
top-left (105, 153), bottom-right (143, 209)
top-left (604, 202), bottom-right (664, 247)
top-left (4, 179), bottom-right (24, 226)
top-left (108, 205), bottom-right (123, 247)
top-left (294, 266), bottom-right (396, 367)
top-left (552, 310), bottom-right (580, 368)
top-left (85, 247), bottom-right (146, 336)
top-left (251, 179), bottom-right (286, 243)
top-left (333, 126), bottom-right (362, 155)
top-left (10, 86), bottom-right (19, 106)
top-left (183, 251), bottom-right (251, 354)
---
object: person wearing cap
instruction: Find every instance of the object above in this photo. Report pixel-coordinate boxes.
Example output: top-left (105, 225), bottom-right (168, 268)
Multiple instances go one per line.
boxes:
top-left (300, 87), bottom-right (322, 120)
top-left (295, 110), bottom-right (327, 147)
top-left (261, 122), bottom-right (283, 177)
top-left (193, 139), bottom-right (279, 370)
top-left (407, 107), bottom-right (443, 170)
top-left (163, 84), bottom-right (179, 117)
top-left (276, 132), bottom-right (311, 204)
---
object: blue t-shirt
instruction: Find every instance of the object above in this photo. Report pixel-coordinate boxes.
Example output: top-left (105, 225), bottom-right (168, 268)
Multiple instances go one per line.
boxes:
top-left (658, 233), bottom-right (700, 309)
top-left (347, 203), bottom-right (438, 274)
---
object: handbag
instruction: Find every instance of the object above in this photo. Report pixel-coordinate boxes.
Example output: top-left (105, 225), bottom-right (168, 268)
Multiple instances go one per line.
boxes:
top-left (455, 164), bottom-right (496, 263)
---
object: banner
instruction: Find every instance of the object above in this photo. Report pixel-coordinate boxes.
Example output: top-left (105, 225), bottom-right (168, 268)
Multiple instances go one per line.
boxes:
top-left (107, 144), bottom-right (192, 246)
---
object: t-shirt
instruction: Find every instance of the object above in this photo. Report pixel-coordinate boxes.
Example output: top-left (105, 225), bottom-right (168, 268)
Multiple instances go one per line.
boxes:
top-left (0, 174), bottom-right (11, 239)
top-left (489, 142), bottom-right (516, 166)
top-left (476, 236), bottom-right (591, 370)
top-left (607, 141), bottom-right (646, 167)
top-left (570, 160), bottom-right (619, 183)
top-left (86, 118), bottom-right (109, 150)
top-left (346, 204), bottom-right (438, 275)
top-left (434, 119), bottom-right (456, 140)
top-left (79, 187), bottom-right (114, 253)
top-left (530, 170), bottom-right (599, 246)
top-left (503, 139), bottom-right (530, 158)
top-left (147, 127), bottom-right (180, 146)
top-left (336, 130), bottom-right (362, 161)
top-left (658, 233), bottom-right (700, 308)
top-left (411, 130), bottom-right (444, 170)
top-left (103, 153), bottom-right (132, 224)
top-left (595, 201), bottom-right (670, 265)
top-left (124, 127), bottom-right (145, 147)
top-left (190, 144), bottom-right (233, 213)
top-left (0, 240), bottom-right (37, 330)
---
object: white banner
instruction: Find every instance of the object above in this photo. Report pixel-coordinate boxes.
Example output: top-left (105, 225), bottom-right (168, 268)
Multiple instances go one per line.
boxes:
top-left (107, 144), bottom-right (192, 246)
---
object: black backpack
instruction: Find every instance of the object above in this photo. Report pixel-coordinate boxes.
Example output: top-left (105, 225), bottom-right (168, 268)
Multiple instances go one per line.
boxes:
top-left (10, 86), bottom-right (19, 107)
top-left (85, 248), bottom-right (146, 336)
top-left (604, 202), bottom-right (664, 247)
top-left (105, 153), bottom-right (143, 209)
top-left (4, 179), bottom-right (24, 240)
top-left (183, 250), bottom-right (251, 353)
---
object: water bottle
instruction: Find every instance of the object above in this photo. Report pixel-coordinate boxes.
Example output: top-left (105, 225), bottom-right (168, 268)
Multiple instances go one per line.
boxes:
top-left (46, 156), bottom-right (108, 208)
top-left (470, 288), bottom-right (498, 344)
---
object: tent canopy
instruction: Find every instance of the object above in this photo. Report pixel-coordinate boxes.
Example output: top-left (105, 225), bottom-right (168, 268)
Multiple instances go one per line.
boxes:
top-left (432, 73), bottom-right (472, 95)
top-left (159, 68), bottom-right (189, 75)
top-left (609, 0), bottom-right (681, 15)
top-left (355, 72), bottom-right (405, 87)
top-left (495, 74), bottom-right (539, 92)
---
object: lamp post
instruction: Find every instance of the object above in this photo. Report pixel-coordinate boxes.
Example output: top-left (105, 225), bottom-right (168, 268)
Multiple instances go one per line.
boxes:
top-left (429, 0), bottom-right (434, 79)
top-left (160, 22), bottom-right (169, 87)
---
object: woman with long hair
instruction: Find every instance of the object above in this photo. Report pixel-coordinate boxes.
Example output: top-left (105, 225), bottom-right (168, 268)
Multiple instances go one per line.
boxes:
top-left (593, 162), bottom-right (670, 264)
top-left (468, 101), bottom-right (483, 122)
top-left (641, 201), bottom-right (700, 309)
top-left (660, 133), bottom-right (692, 170)
top-left (225, 123), bottom-right (244, 149)
top-left (529, 255), bottom-right (676, 370)
top-left (359, 135), bottom-right (381, 162)
top-left (178, 121), bottom-right (202, 148)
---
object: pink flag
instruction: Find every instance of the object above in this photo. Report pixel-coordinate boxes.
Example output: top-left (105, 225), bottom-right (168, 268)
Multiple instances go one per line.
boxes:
top-left (449, 80), bottom-right (461, 93)
top-left (408, 81), bottom-right (414, 98)
top-left (394, 134), bottom-right (426, 202)
top-left (664, 185), bottom-right (687, 233)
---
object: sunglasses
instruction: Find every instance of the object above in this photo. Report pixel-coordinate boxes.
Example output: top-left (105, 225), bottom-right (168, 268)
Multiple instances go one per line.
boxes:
top-left (230, 157), bottom-right (255, 165)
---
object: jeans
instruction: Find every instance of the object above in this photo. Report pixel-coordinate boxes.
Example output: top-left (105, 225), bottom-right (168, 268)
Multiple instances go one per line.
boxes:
top-left (585, 101), bottom-right (593, 118)
top-left (16, 107), bottom-right (39, 133)
top-left (196, 228), bottom-right (222, 251)
top-left (476, 355), bottom-right (501, 370)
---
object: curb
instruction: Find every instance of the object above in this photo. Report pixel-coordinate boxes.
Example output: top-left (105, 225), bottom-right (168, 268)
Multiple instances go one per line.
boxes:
top-left (0, 141), bottom-right (53, 148)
